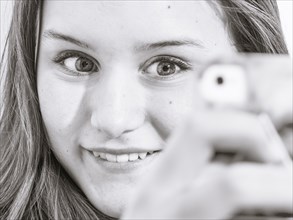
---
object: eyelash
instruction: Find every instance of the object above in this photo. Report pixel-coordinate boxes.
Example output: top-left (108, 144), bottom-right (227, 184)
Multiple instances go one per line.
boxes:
top-left (141, 55), bottom-right (192, 80)
top-left (53, 50), bottom-right (99, 76)
top-left (53, 51), bottom-right (191, 80)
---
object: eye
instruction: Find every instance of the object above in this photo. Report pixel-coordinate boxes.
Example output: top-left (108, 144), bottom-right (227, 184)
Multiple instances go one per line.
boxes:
top-left (199, 64), bottom-right (249, 108)
top-left (157, 61), bottom-right (177, 76)
top-left (142, 56), bottom-right (191, 80)
top-left (53, 51), bottom-right (99, 76)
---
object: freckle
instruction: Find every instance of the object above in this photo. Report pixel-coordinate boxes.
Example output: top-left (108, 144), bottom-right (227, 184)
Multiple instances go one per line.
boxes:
top-left (169, 101), bottom-right (173, 104)
top-left (167, 5), bottom-right (171, 9)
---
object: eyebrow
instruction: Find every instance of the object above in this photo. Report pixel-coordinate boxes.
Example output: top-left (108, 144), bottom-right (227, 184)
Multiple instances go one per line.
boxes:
top-left (135, 39), bottom-right (205, 52)
top-left (42, 30), bottom-right (205, 52)
top-left (42, 30), bottom-right (93, 50)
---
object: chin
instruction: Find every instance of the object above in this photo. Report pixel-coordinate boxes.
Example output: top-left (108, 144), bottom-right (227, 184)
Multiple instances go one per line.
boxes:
top-left (82, 180), bottom-right (138, 218)
top-left (89, 192), bottom-right (129, 218)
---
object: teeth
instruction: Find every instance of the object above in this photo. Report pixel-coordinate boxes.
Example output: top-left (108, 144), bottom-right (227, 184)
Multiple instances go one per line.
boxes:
top-left (93, 152), bottom-right (100, 157)
top-left (129, 153), bottom-right (139, 161)
top-left (139, 152), bottom-right (147, 159)
top-left (117, 154), bottom-right (129, 162)
top-left (106, 154), bottom-right (117, 162)
top-left (100, 153), bottom-right (107, 160)
top-left (92, 151), bottom-right (157, 163)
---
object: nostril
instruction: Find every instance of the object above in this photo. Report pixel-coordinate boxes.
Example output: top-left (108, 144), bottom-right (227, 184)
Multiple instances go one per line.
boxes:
top-left (90, 101), bottom-right (146, 139)
top-left (92, 118), bottom-right (140, 139)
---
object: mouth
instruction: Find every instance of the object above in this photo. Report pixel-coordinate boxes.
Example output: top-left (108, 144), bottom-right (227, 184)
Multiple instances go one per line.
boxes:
top-left (83, 145), bottom-right (163, 173)
top-left (90, 150), bottom-right (161, 163)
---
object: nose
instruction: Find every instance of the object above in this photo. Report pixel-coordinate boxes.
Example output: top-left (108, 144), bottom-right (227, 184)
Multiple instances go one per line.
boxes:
top-left (90, 72), bottom-right (145, 138)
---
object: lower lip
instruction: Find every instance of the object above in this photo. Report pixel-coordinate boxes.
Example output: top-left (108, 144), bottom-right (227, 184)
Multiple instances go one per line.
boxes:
top-left (87, 150), bottom-right (161, 174)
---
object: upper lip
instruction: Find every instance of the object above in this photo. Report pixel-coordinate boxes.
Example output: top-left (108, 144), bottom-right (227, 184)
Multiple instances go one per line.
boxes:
top-left (84, 147), bottom-right (162, 155)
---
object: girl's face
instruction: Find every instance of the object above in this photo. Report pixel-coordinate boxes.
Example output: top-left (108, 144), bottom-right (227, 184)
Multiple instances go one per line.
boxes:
top-left (37, 1), bottom-right (234, 217)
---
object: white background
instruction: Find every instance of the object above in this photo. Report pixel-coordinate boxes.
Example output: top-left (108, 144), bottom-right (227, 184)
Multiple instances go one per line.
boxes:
top-left (1, 0), bottom-right (292, 56)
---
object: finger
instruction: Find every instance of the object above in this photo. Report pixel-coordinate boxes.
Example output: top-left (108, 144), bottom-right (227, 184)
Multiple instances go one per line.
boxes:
top-left (257, 113), bottom-right (292, 167)
top-left (227, 163), bottom-right (293, 215)
top-left (234, 54), bottom-right (292, 129)
top-left (122, 118), bottom-right (212, 217)
top-left (279, 126), bottom-right (293, 157)
top-left (122, 115), bottom-right (217, 220)
top-left (143, 108), bottom-right (286, 192)
top-left (194, 109), bottom-right (284, 163)
top-left (151, 108), bottom-right (286, 187)
top-left (180, 163), bottom-right (292, 219)
top-left (121, 120), bottom-right (212, 220)
top-left (173, 164), bottom-right (237, 219)
top-left (147, 117), bottom-right (213, 187)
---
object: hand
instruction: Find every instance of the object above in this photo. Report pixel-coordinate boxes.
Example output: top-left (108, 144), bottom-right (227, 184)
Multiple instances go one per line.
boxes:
top-left (122, 54), bottom-right (293, 219)
top-left (123, 110), bottom-right (292, 219)
top-left (244, 54), bottom-right (292, 156)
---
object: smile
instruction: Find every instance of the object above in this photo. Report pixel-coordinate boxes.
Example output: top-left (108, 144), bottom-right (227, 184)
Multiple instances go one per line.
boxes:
top-left (91, 151), bottom-right (160, 163)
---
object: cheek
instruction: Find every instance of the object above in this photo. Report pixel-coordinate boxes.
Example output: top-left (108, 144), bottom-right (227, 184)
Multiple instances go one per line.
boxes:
top-left (146, 82), bottom-right (204, 139)
top-left (37, 71), bottom-right (88, 145)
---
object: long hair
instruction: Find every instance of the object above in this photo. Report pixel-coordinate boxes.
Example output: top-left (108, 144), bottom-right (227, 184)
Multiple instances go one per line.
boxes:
top-left (0, 1), bottom-right (113, 220)
top-left (0, 0), bottom-right (288, 219)
top-left (218, 0), bottom-right (288, 53)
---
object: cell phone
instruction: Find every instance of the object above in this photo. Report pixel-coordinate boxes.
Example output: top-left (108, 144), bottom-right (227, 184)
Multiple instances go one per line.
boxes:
top-left (197, 54), bottom-right (292, 219)
top-left (198, 53), bottom-right (292, 112)
top-left (198, 54), bottom-right (292, 165)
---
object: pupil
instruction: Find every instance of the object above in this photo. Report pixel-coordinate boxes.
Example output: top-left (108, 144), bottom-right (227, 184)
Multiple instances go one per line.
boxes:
top-left (82, 61), bottom-right (88, 68)
top-left (216, 76), bottom-right (224, 85)
top-left (76, 57), bottom-right (94, 72)
top-left (163, 65), bottom-right (170, 72)
top-left (157, 62), bottom-right (176, 76)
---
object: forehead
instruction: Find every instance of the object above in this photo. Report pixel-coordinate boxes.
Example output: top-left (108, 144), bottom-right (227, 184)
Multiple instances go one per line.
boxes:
top-left (42, 1), bottom-right (218, 21)
top-left (41, 1), bottom-right (227, 50)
